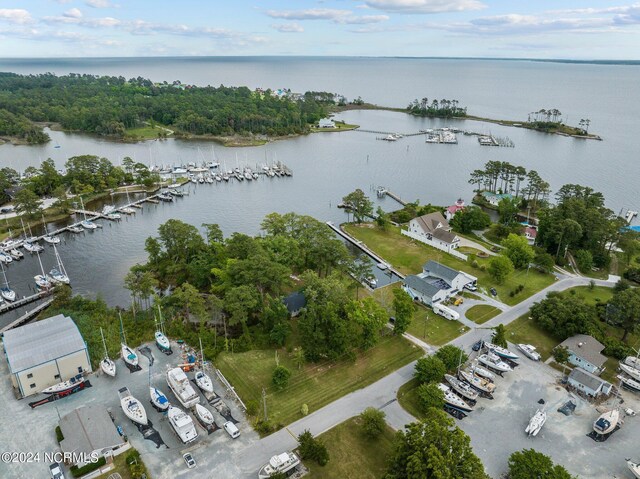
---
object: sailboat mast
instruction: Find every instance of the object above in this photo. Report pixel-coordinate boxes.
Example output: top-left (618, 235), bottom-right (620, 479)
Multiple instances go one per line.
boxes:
top-left (36, 250), bottom-right (46, 276)
top-left (0, 261), bottom-right (9, 288)
top-left (100, 327), bottom-right (108, 357)
top-left (53, 244), bottom-right (68, 277)
top-left (119, 312), bottom-right (127, 344)
top-left (199, 336), bottom-right (205, 368)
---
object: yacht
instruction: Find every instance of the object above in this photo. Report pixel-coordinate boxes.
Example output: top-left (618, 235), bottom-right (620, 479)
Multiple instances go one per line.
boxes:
top-left (49, 268), bottom-right (70, 285)
top-left (23, 242), bottom-right (43, 253)
top-left (445, 374), bottom-right (478, 402)
top-left (119, 387), bottom-right (148, 426)
top-left (478, 352), bottom-right (512, 373)
top-left (0, 252), bottom-right (11, 264)
top-left (67, 225), bottom-right (84, 233)
top-left (437, 383), bottom-right (473, 412)
top-left (9, 249), bottom-right (23, 260)
top-left (525, 409), bottom-right (546, 436)
top-left (34, 274), bottom-right (52, 289)
top-left (624, 356), bottom-right (640, 371)
top-left (258, 452), bottom-right (301, 479)
top-left (619, 363), bottom-right (640, 381)
top-left (618, 374), bottom-right (640, 393)
top-left (593, 408), bottom-right (619, 435)
top-left (168, 405), bottom-right (198, 444)
top-left (470, 362), bottom-right (495, 381)
top-left (0, 262), bottom-right (16, 301)
top-left (120, 313), bottom-right (138, 367)
top-left (81, 220), bottom-right (97, 230)
top-left (483, 341), bottom-right (519, 361)
top-left (195, 371), bottom-right (214, 394)
top-left (167, 367), bottom-right (200, 408)
top-left (517, 344), bottom-right (541, 361)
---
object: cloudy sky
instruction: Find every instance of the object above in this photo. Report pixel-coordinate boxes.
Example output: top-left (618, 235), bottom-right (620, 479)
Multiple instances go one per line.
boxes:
top-left (0, 0), bottom-right (639, 58)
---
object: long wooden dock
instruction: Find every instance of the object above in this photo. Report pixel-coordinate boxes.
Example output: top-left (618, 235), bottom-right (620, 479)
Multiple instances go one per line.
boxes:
top-left (382, 190), bottom-right (407, 206)
top-left (0, 293), bottom-right (55, 332)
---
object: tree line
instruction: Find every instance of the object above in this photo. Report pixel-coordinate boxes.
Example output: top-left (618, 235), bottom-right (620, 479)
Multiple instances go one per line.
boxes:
top-left (406, 97), bottom-right (467, 118)
top-left (0, 108), bottom-right (50, 144)
top-left (0, 72), bottom-right (331, 141)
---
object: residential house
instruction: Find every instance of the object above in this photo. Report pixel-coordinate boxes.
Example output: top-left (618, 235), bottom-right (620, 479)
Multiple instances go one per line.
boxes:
top-left (318, 118), bottom-right (336, 128)
top-left (402, 260), bottom-right (477, 306)
top-left (567, 367), bottom-right (612, 398)
top-left (481, 191), bottom-right (513, 207)
top-left (559, 334), bottom-right (607, 375)
top-left (404, 212), bottom-right (460, 252)
top-left (283, 292), bottom-right (306, 317)
top-left (523, 225), bottom-right (538, 245)
top-left (444, 199), bottom-right (465, 221)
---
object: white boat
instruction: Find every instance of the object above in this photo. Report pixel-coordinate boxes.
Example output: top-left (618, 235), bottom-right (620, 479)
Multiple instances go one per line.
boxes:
top-left (107, 212), bottom-right (122, 220)
top-left (99, 327), bottom-right (116, 377)
top-left (459, 370), bottom-right (495, 394)
top-left (0, 262), bottom-right (16, 301)
top-left (593, 409), bottom-right (619, 435)
top-left (119, 387), bottom-right (148, 426)
top-left (150, 386), bottom-right (170, 411)
top-left (194, 404), bottom-right (215, 425)
top-left (67, 225), bottom-right (84, 233)
top-left (445, 374), bottom-right (478, 402)
top-left (41, 374), bottom-right (85, 395)
top-left (81, 220), bottom-right (97, 230)
top-left (517, 344), bottom-right (541, 361)
top-left (627, 460), bottom-right (640, 479)
top-left (483, 341), bottom-right (519, 360)
top-left (525, 409), bottom-right (546, 436)
top-left (23, 242), bottom-right (43, 253)
top-left (258, 452), bottom-right (301, 479)
top-left (618, 374), bottom-right (640, 393)
top-left (195, 370), bottom-right (214, 394)
top-left (120, 207), bottom-right (136, 215)
top-left (168, 405), bottom-right (198, 444)
top-left (121, 344), bottom-right (138, 367)
top-left (9, 249), bottom-right (23, 260)
top-left (155, 331), bottom-right (170, 351)
top-left (49, 268), bottom-right (70, 284)
top-left (0, 252), bottom-right (11, 264)
top-left (43, 235), bottom-right (60, 244)
top-left (624, 356), bottom-right (640, 371)
top-left (437, 383), bottom-right (473, 412)
top-left (478, 352), bottom-right (512, 373)
top-left (470, 362), bottom-right (495, 381)
top-left (167, 367), bottom-right (200, 408)
top-left (34, 274), bottom-right (52, 289)
top-left (619, 363), bottom-right (640, 381)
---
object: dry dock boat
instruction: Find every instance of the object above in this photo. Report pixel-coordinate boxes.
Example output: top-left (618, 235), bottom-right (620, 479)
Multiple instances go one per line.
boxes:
top-left (168, 405), bottom-right (198, 444)
top-left (437, 383), bottom-right (474, 412)
top-left (517, 344), bottom-right (541, 361)
top-left (483, 341), bottom-right (519, 361)
top-left (459, 369), bottom-right (495, 394)
top-left (258, 452), bottom-right (301, 479)
top-left (445, 374), bottom-right (479, 402)
top-left (41, 374), bottom-right (85, 395)
top-left (478, 352), bottom-right (512, 373)
top-left (593, 409), bottom-right (619, 435)
top-left (525, 409), bottom-right (546, 436)
top-left (194, 404), bottom-right (215, 425)
top-left (119, 387), bottom-right (148, 426)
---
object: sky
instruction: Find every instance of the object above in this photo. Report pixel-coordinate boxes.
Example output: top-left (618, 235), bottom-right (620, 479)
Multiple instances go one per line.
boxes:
top-left (0, 0), bottom-right (639, 59)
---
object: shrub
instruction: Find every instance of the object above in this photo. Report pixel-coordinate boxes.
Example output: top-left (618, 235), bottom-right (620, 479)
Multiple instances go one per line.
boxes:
top-left (471, 260), bottom-right (479, 269)
top-left (245, 400), bottom-right (259, 417)
top-left (624, 267), bottom-right (640, 284)
top-left (601, 336), bottom-right (633, 360)
top-left (359, 407), bottom-right (386, 439)
top-left (301, 404), bottom-right (309, 416)
top-left (298, 430), bottom-right (330, 466)
top-left (55, 426), bottom-right (64, 443)
top-left (553, 345), bottom-right (570, 363)
top-left (70, 457), bottom-right (106, 478)
top-left (575, 249), bottom-right (593, 273)
top-left (255, 420), bottom-right (274, 435)
top-left (414, 356), bottom-right (446, 384)
top-left (272, 365), bottom-right (292, 391)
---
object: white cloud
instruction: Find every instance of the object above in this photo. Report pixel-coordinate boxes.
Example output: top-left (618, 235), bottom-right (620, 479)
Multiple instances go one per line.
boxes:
top-left (43, 14), bottom-right (121, 27)
top-left (63, 8), bottom-right (83, 19)
top-left (271, 23), bottom-right (304, 33)
top-left (85, 0), bottom-right (115, 8)
top-left (265, 8), bottom-right (388, 24)
top-left (362, 0), bottom-right (485, 14)
top-left (0, 9), bottom-right (33, 24)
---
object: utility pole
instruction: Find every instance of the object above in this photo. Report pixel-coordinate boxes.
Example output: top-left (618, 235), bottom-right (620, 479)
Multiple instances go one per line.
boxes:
top-left (262, 387), bottom-right (268, 422)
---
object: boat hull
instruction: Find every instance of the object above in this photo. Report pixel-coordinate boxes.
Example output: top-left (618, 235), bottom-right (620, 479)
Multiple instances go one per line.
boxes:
top-left (121, 345), bottom-right (139, 367)
top-left (620, 363), bottom-right (640, 381)
top-left (101, 358), bottom-right (116, 377)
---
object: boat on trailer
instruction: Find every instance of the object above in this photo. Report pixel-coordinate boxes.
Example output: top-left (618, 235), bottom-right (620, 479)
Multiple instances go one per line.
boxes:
top-left (628, 459), bottom-right (640, 479)
top-left (618, 374), bottom-right (640, 393)
top-left (458, 369), bottom-right (495, 394)
top-left (483, 341), bottom-right (519, 361)
top-left (593, 408), bottom-right (619, 435)
top-left (119, 387), bottom-right (148, 426)
top-left (41, 374), bottom-right (85, 395)
top-left (258, 452), bottom-right (301, 479)
top-left (445, 374), bottom-right (478, 402)
top-left (150, 387), bottom-right (170, 411)
top-left (437, 383), bottom-right (474, 412)
top-left (194, 404), bottom-right (215, 425)
top-left (517, 344), bottom-right (541, 361)
top-left (619, 363), bottom-right (640, 381)
top-left (478, 352), bottom-right (512, 373)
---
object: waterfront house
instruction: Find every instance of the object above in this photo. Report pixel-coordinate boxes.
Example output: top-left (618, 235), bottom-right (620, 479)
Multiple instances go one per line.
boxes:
top-left (402, 260), bottom-right (477, 306)
top-left (283, 291), bottom-right (306, 317)
top-left (404, 212), bottom-right (460, 252)
top-left (559, 334), bottom-right (607, 375)
top-left (59, 406), bottom-right (130, 467)
top-left (481, 191), bottom-right (513, 207)
top-left (523, 225), bottom-right (538, 245)
top-left (3, 314), bottom-right (92, 398)
top-left (567, 367), bottom-right (612, 398)
top-left (318, 118), bottom-right (336, 128)
top-left (444, 199), bottom-right (466, 221)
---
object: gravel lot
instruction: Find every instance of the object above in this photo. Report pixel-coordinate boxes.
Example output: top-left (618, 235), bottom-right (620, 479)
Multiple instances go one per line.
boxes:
top-left (458, 348), bottom-right (640, 479)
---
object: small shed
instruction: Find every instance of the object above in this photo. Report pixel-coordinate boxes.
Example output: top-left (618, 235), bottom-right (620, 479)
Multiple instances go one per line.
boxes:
top-left (567, 367), bottom-right (612, 398)
top-left (283, 292), bottom-right (306, 317)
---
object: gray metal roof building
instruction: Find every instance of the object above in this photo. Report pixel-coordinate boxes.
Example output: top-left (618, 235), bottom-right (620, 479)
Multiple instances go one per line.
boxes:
top-left (423, 260), bottom-right (460, 283)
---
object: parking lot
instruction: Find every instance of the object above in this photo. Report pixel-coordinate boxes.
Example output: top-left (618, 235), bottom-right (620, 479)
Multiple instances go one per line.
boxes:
top-left (0, 341), bottom-right (265, 479)
top-left (458, 348), bottom-right (640, 479)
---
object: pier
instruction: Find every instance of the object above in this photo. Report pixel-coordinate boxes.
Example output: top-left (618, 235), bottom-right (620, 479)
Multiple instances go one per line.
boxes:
top-left (383, 190), bottom-right (407, 206)
top-left (0, 293), bottom-right (55, 333)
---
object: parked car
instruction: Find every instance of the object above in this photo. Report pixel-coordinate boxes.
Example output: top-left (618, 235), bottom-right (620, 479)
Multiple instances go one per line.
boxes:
top-left (472, 340), bottom-right (483, 352)
top-left (490, 288), bottom-right (498, 297)
top-left (464, 283), bottom-right (478, 292)
top-left (0, 207), bottom-right (13, 214)
top-left (183, 453), bottom-right (196, 469)
top-left (49, 463), bottom-right (65, 479)
top-left (224, 421), bottom-right (240, 439)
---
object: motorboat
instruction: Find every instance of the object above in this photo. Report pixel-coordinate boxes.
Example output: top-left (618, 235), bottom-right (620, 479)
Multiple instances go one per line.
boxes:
top-left (67, 225), bottom-right (84, 233)
top-left (593, 409), bottom-right (619, 435)
top-left (9, 249), bottom-right (23, 260)
top-left (458, 370), bottom-right (495, 394)
top-left (101, 357), bottom-right (116, 377)
top-left (150, 387), bottom-right (170, 411)
top-left (120, 207), bottom-right (136, 215)
top-left (119, 387), bottom-right (148, 426)
top-left (624, 356), bottom-right (640, 371)
top-left (517, 344), bottom-right (541, 361)
top-left (107, 211), bottom-right (122, 220)
top-left (23, 242), bottom-right (43, 253)
top-left (41, 374), bottom-right (85, 395)
top-left (168, 405), bottom-right (198, 444)
top-left (619, 363), bottom-right (640, 381)
top-left (258, 452), bottom-right (301, 479)
top-left (167, 367), bottom-right (200, 408)
top-left (445, 374), bottom-right (478, 402)
top-left (0, 252), bottom-right (11, 264)
top-left (121, 344), bottom-right (138, 367)
top-left (194, 404), bottom-right (215, 425)
top-left (157, 193), bottom-right (173, 202)
top-left (618, 374), bottom-right (640, 393)
top-left (437, 383), bottom-right (473, 412)
top-left (478, 352), bottom-right (512, 373)
top-left (627, 460), bottom-right (640, 479)
top-left (195, 370), bottom-right (214, 394)
top-left (49, 268), bottom-right (70, 285)
top-left (483, 341), bottom-right (519, 361)
top-left (525, 409), bottom-right (546, 436)
top-left (34, 274), bottom-right (52, 289)
top-left (81, 220), bottom-right (97, 230)
top-left (155, 331), bottom-right (171, 352)
top-left (363, 276), bottom-right (377, 288)
top-left (43, 235), bottom-right (60, 244)
top-left (469, 362), bottom-right (495, 381)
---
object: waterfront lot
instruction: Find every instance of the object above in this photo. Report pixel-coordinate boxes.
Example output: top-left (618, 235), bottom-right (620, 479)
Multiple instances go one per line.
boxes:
top-left (456, 349), bottom-right (640, 479)
top-left (0, 342), bottom-right (259, 479)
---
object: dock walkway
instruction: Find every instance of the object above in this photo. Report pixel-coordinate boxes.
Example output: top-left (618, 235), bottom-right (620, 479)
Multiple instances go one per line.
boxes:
top-left (0, 293), bottom-right (55, 332)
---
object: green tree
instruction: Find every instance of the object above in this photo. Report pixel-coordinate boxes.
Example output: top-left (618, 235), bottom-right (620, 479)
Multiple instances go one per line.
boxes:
top-left (52, 185), bottom-right (71, 213)
top-left (553, 346), bottom-right (570, 363)
top-left (172, 282), bottom-right (207, 323)
top-left (502, 234), bottom-right (535, 269)
top-left (359, 407), bottom-right (386, 439)
top-left (272, 365), bottom-right (292, 391)
top-left (342, 189), bottom-right (373, 223)
top-left (450, 206), bottom-right (491, 233)
top-left (492, 324), bottom-right (508, 348)
top-left (415, 356), bottom-right (446, 384)
top-left (435, 345), bottom-right (468, 372)
top-left (533, 251), bottom-right (555, 273)
top-left (508, 449), bottom-right (575, 479)
top-left (346, 297), bottom-right (388, 349)
top-left (375, 206), bottom-right (391, 230)
top-left (574, 249), bottom-right (593, 273)
top-left (224, 285), bottom-right (260, 326)
top-left (385, 411), bottom-right (488, 479)
top-left (531, 292), bottom-right (597, 339)
top-left (608, 288), bottom-right (640, 341)
top-left (488, 255), bottom-right (514, 284)
top-left (298, 430), bottom-right (329, 466)
top-left (498, 197), bottom-right (521, 226)
top-left (13, 188), bottom-right (41, 217)
top-left (392, 288), bottom-right (414, 335)
top-left (417, 382), bottom-right (445, 412)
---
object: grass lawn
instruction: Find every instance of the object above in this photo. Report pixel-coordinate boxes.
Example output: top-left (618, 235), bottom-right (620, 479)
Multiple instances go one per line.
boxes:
top-left (311, 122), bottom-right (359, 133)
top-left (216, 334), bottom-right (422, 429)
top-left (504, 313), bottom-right (559, 361)
top-left (95, 453), bottom-right (133, 479)
top-left (465, 304), bottom-right (501, 324)
top-left (343, 223), bottom-right (555, 306)
top-left (306, 417), bottom-right (396, 479)
top-left (406, 303), bottom-right (469, 345)
top-left (396, 378), bottom-right (423, 420)
top-left (563, 286), bottom-right (614, 305)
top-left (125, 123), bottom-right (172, 139)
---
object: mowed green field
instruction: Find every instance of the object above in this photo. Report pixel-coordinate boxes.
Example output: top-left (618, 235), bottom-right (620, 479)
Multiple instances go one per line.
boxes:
top-left (216, 334), bottom-right (422, 428)
top-left (465, 304), bottom-right (502, 324)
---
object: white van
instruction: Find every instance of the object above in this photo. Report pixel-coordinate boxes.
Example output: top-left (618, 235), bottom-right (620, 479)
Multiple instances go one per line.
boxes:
top-left (432, 302), bottom-right (460, 321)
top-left (224, 421), bottom-right (240, 439)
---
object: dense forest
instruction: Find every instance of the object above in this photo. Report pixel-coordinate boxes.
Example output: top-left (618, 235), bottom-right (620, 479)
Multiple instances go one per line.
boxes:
top-left (0, 73), bottom-right (330, 141)
top-left (406, 97), bottom-right (467, 118)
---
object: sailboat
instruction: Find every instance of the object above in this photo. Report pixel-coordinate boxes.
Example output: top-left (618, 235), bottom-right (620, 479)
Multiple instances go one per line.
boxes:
top-left (459, 369), bottom-right (495, 395)
top-left (593, 408), bottom-right (619, 435)
top-left (525, 409), bottom-right (546, 436)
top-left (34, 250), bottom-right (52, 290)
top-left (194, 404), bottom-right (215, 425)
top-left (194, 337), bottom-right (214, 393)
top-left (48, 244), bottom-right (70, 284)
top-left (437, 383), bottom-right (474, 412)
top-left (149, 365), bottom-right (170, 411)
top-left (119, 312), bottom-right (139, 368)
top-left (483, 341), bottom-right (519, 361)
top-left (445, 374), bottom-right (478, 402)
top-left (0, 261), bottom-right (16, 302)
top-left (619, 363), bottom-right (640, 381)
top-left (79, 197), bottom-right (97, 229)
top-left (155, 306), bottom-right (171, 352)
top-left (119, 387), bottom-right (148, 426)
top-left (470, 361), bottom-right (495, 381)
top-left (42, 215), bottom-right (60, 244)
top-left (100, 327), bottom-right (116, 377)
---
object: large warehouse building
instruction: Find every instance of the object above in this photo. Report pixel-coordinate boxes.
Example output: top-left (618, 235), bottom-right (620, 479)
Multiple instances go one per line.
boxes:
top-left (2, 314), bottom-right (92, 398)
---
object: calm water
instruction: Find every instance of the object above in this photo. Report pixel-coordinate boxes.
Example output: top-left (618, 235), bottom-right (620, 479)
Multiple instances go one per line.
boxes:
top-left (0, 57), bottom-right (638, 322)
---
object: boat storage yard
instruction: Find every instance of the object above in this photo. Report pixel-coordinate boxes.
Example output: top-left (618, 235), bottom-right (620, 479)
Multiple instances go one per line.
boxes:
top-left (457, 342), bottom-right (640, 479)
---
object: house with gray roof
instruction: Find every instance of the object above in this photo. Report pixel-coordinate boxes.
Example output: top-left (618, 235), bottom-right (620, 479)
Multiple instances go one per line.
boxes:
top-left (567, 367), bottom-right (612, 398)
top-left (559, 334), bottom-right (607, 375)
top-left (2, 314), bottom-right (91, 398)
top-left (59, 406), bottom-right (130, 467)
top-left (402, 260), bottom-right (477, 306)
top-left (404, 212), bottom-right (460, 252)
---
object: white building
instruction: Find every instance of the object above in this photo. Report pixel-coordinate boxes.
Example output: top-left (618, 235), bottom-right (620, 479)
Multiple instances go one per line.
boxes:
top-left (3, 314), bottom-right (92, 398)
top-left (567, 367), bottom-right (612, 398)
top-left (318, 118), bottom-right (336, 128)
top-left (404, 212), bottom-right (460, 252)
top-left (402, 260), bottom-right (477, 307)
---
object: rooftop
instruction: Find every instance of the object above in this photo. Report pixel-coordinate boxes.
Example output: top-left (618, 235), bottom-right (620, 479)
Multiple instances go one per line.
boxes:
top-left (2, 314), bottom-right (87, 373)
top-left (404, 275), bottom-right (442, 298)
top-left (283, 291), bottom-right (306, 314)
top-left (568, 367), bottom-right (610, 392)
top-left (423, 260), bottom-right (460, 283)
top-left (559, 334), bottom-right (607, 368)
top-left (59, 406), bottom-right (124, 457)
